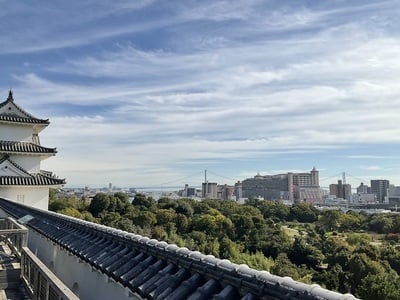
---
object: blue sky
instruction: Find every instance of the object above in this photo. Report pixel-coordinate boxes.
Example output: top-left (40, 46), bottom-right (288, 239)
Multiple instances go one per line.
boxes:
top-left (1, 0), bottom-right (400, 189)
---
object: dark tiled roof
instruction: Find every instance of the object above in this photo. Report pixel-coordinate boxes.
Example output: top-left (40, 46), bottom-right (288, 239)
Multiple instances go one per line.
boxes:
top-left (0, 115), bottom-right (49, 125)
top-left (0, 174), bottom-right (65, 186)
top-left (0, 141), bottom-right (57, 154)
top-left (0, 199), bottom-right (359, 300)
top-left (0, 92), bottom-right (49, 125)
top-left (0, 156), bottom-right (65, 186)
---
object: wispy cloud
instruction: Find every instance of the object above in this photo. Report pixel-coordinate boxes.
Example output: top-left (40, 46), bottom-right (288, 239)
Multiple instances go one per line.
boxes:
top-left (346, 155), bottom-right (398, 159)
top-left (2, 0), bottom-right (400, 186)
top-left (360, 165), bottom-right (383, 171)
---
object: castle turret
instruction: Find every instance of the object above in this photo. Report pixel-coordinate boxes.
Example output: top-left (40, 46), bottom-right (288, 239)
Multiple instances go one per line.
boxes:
top-left (0, 91), bottom-right (65, 209)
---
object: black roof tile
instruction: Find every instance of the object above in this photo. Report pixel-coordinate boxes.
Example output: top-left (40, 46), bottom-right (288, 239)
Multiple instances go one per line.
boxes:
top-left (0, 155), bottom-right (65, 186)
top-left (187, 279), bottom-right (221, 300)
top-left (0, 115), bottom-right (49, 125)
top-left (0, 141), bottom-right (57, 154)
top-left (0, 174), bottom-right (65, 186)
top-left (130, 259), bottom-right (165, 291)
top-left (0, 92), bottom-right (49, 125)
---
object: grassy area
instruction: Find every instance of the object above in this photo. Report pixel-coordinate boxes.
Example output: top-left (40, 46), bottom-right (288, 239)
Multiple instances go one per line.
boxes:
top-left (282, 225), bottom-right (300, 238)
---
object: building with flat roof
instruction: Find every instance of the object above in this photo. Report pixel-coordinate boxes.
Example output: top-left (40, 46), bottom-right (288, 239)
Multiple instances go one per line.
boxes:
top-left (202, 182), bottom-right (218, 199)
top-left (371, 179), bottom-right (390, 203)
top-left (329, 180), bottom-right (352, 201)
top-left (237, 167), bottom-right (321, 203)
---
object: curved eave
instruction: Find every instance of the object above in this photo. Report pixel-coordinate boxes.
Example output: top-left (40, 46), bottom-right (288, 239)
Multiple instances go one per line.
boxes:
top-left (0, 142), bottom-right (57, 155)
top-left (0, 176), bottom-right (66, 186)
top-left (0, 116), bottom-right (49, 125)
top-left (0, 152), bottom-right (56, 158)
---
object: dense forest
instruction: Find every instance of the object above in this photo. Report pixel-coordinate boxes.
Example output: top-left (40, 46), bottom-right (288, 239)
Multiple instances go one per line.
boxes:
top-left (50, 191), bottom-right (400, 300)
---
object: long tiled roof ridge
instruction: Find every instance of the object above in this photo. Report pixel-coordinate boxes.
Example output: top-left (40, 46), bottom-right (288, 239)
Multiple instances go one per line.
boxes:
top-left (0, 199), bottom-right (359, 300)
top-left (0, 141), bottom-right (57, 154)
top-left (0, 91), bottom-right (49, 125)
top-left (0, 174), bottom-right (66, 186)
top-left (0, 115), bottom-right (49, 124)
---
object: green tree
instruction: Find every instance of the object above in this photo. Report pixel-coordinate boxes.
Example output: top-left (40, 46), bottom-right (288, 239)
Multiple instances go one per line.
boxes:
top-left (49, 188), bottom-right (57, 202)
top-left (290, 203), bottom-right (318, 222)
top-left (101, 212), bottom-right (121, 227)
top-left (218, 237), bottom-right (242, 259)
top-left (324, 237), bottom-right (352, 270)
top-left (231, 214), bottom-right (255, 241)
top-left (187, 231), bottom-right (207, 251)
top-left (339, 212), bottom-right (361, 231)
top-left (346, 232), bottom-right (372, 247)
top-left (152, 226), bottom-right (168, 241)
top-left (348, 253), bottom-right (386, 292)
top-left (133, 211), bottom-right (156, 228)
top-left (259, 227), bottom-right (292, 259)
top-left (157, 197), bottom-right (177, 209)
top-left (80, 211), bottom-right (97, 223)
top-left (115, 217), bottom-right (134, 232)
top-left (317, 209), bottom-right (342, 232)
top-left (175, 213), bottom-right (189, 234)
top-left (175, 200), bottom-right (194, 217)
top-left (60, 207), bottom-right (83, 219)
top-left (313, 270), bottom-right (339, 291)
top-left (49, 200), bottom-right (69, 212)
top-left (132, 193), bottom-right (154, 208)
top-left (380, 245), bottom-right (400, 274)
top-left (88, 193), bottom-right (110, 217)
top-left (288, 236), bottom-right (324, 268)
top-left (357, 271), bottom-right (400, 300)
top-left (234, 251), bottom-right (274, 271)
top-left (367, 215), bottom-right (393, 233)
top-left (271, 253), bottom-right (300, 280)
top-left (192, 214), bottom-right (218, 234)
top-left (156, 209), bottom-right (177, 225)
top-left (258, 200), bottom-right (290, 221)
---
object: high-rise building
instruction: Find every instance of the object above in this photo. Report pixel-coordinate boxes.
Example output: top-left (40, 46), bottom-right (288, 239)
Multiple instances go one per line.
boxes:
top-left (370, 179), bottom-right (390, 203)
top-left (202, 182), bottom-right (218, 199)
top-left (388, 184), bottom-right (400, 205)
top-left (329, 180), bottom-right (352, 201)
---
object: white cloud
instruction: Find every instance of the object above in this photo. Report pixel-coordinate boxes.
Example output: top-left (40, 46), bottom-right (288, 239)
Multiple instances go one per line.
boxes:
top-left (360, 165), bottom-right (383, 171)
top-left (3, 0), bottom-right (400, 186)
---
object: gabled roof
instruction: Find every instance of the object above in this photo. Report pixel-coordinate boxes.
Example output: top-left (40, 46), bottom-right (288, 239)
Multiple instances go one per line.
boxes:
top-left (0, 91), bottom-right (49, 125)
top-left (0, 155), bottom-right (65, 186)
top-left (0, 141), bottom-right (57, 155)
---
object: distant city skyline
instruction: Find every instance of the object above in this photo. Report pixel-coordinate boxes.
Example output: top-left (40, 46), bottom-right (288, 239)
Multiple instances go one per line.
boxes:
top-left (68, 169), bottom-right (390, 194)
top-left (1, 1), bottom-right (400, 187)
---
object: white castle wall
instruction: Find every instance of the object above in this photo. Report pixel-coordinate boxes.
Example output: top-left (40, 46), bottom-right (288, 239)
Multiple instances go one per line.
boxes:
top-left (9, 154), bottom-right (41, 173)
top-left (0, 124), bottom-right (32, 142)
top-left (28, 230), bottom-right (140, 300)
top-left (0, 187), bottom-right (49, 210)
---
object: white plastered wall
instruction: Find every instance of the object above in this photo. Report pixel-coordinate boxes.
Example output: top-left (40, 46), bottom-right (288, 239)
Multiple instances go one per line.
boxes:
top-left (0, 124), bottom-right (32, 142)
top-left (8, 154), bottom-right (42, 173)
top-left (28, 230), bottom-right (140, 300)
top-left (0, 186), bottom-right (49, 210)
